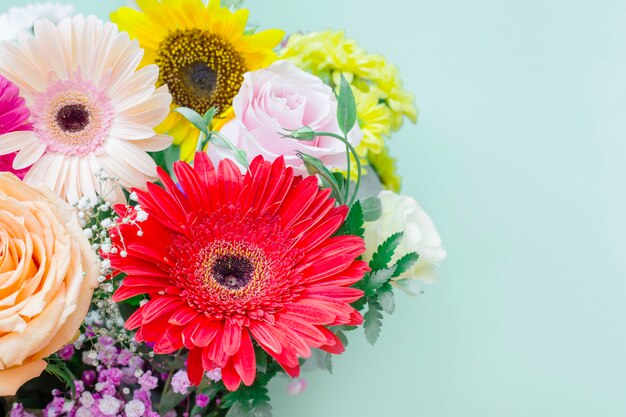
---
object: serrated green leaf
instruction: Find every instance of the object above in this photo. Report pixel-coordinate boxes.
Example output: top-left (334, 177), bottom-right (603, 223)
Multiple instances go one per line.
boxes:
top-left (370, 232), bottom-right (404, 271)
top-left (175, 107), bottom-right (209, 136)
top-left (336, 200), bottom-right (364, 237)
top-left (251, 402), bottom-right (272, 417)
top-left (392, 252), bottom-right (420, 278)
top-left (336, 73), bottom-right (357, 136)
top-left (361, 196), bottom-right (382, 222)
top-left (225, 402), bottom-right (250, 417)
top-left (366, 266), bottom-right (396, 294)
top-left (377, 287), bottom-right (395, 314)
top-left (364, 299), bottom-right (383, 345)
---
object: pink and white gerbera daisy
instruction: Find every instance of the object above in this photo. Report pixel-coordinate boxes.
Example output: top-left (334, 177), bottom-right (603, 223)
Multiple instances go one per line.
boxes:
top-left (0, 15), bottom-right (173, 203)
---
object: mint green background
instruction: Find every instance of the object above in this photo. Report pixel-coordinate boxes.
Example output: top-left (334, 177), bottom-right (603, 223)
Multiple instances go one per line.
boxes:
top-left (1, 0), bottom-right (624, 416)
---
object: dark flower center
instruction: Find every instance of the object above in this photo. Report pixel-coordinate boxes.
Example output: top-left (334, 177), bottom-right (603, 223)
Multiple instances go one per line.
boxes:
top-left (182, 62), bottom-right (217, 100)
top-left (56, 104), bottom-right (90, 133)
top-left (211, 255), bottom-right (254, 290)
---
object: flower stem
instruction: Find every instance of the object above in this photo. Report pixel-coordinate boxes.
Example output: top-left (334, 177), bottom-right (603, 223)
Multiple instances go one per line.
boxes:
top-left (314, 131), bottom-right (362, 206)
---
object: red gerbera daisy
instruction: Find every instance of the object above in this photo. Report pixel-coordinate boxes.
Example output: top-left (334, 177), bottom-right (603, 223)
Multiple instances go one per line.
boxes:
top-left (108, 152), bottom-right (368, 390)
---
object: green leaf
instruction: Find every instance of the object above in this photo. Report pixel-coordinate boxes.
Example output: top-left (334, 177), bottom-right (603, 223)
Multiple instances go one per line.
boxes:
top-left (255, 347), bottom-right (268, 373)
top-left (366, 266), bottom-right (396, 294)
top-left (369, 232), bottom-right (404, 271)
top-left (351, 296), bottom-right (367, 311)
top-left (335, 329), bottom-right (349, 347)
top-left (45, 360), bottom-right (76, 397)
top-left (378, 286), bottom-right (395, 314)
top-left (202, 107), bottom-right (219, 126)
top-left (361, 196), bottom-right (382, 222)
top-left (336, 73), bottom-right (357, 136)
top-left (336, 200), bottom-right (364, 237)
top-left (225, 402), bottom-right (251, 417)
top-left (363, 299), bottom-right (383, 345)
top-left (251, 402), bottom-right (273, 417)
top-left (392, 252), bottom-right (420, 278)
top-left (175, 107), bottom-right (209, 136)
top-left (150, 144), bottom-right (180, 178)
top-left (332, 171), bottom-right (346, 197)
top-left (234, 149), bottom-right (249, 167)
top-left (158, 389), bottom-right (186, 414)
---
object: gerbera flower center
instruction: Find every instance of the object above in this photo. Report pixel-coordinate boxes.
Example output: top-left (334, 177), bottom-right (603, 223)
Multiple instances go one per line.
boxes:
top-left (33, 77), bottom-right (114, 156)
top-left (211, 255), bottom-right (254, 290)
top-left (156, 29), bottom-right (247, 115)
top-left (56, 104), bottom-right (89, 132)
top-left (168, 207), bottom-right (304, 322)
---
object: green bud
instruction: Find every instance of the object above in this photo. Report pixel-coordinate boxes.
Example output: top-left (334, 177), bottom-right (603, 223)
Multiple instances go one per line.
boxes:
top-left (296, 152), bottom-right (323, 175)
top-left (285, 126), bottom-right (316, 141)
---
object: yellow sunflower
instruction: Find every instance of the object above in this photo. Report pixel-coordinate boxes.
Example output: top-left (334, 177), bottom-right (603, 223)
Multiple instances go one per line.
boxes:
top-left (111, 0), bottom-right (284, 160)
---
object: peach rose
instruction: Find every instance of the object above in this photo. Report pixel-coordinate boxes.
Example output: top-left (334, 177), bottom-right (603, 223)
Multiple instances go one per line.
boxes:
top-left (0, 173), bottom-right (99, 396)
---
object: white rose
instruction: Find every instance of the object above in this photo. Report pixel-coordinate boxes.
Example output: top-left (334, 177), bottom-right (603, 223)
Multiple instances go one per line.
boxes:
top-left (363, 190), bottom-right (446, 282)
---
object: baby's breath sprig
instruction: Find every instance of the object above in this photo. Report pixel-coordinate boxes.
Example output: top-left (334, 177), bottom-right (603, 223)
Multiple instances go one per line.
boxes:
top-left (72, 172), bottom-right (151, 357)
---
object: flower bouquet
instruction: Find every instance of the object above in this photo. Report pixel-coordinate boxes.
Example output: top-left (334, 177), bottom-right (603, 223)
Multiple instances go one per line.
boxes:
top-left (0, 1), bottom-right (445, 416)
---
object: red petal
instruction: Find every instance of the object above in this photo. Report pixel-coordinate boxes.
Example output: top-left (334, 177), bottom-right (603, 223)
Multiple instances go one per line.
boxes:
top-left (303, 286), bottom-right (364, 303)
top-left (112, 284), bottom-right (148, 303)
top-left (217, 158), bottom-right (243, 202)
top-left (193, 152), bottom-right (217, 189)
top-left (318, 327), bottom-right (346, 355)
top-left (124, 304), bottom-right (146, 330)
top-left (174, 158), bottom-right (208, 211)
top-left (278, 176), bottom-right (318, 229)
top-left (187, 347), bottom-right (204, 386)
top-left (190, 319), bottom-right (222, 348)
top-left (168, 305), bottom-right (200, 326)
top-left (154, 325), bottom-right (183, 353)
top-left (233, 329), bottom-right (256, 386)
top-left (205, 325), bottom-right (229, 367)
top-left (285, 300), bottom-right (337, 324)
top-left (248, 322), bottom-right (283, 354)
top-left (221, 361), bottom-right (242, 391)
top-left (222, 320), bottom-right (242, 356)
top-left (294, 214), bottom-right (346, 251)
top-left (277, 313), bottom-right (328, 345)
top-left (142, 297), bottom-right (183, 323)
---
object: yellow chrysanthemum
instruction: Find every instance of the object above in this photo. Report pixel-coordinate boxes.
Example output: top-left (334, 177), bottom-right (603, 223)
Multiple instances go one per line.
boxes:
top-left (367, 146), bottom-right (402, 192)
top-left (282, 30), bottom-right (417, 188)
top-left (112, 0), bottom-right (284, 160)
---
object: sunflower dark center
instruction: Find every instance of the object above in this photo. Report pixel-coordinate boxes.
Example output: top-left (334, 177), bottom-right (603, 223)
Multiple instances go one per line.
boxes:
top-left (211, 255), bottom-right (254, 290)
top-left (182, 62), bottom-right (217, 100)
top-left (56, 104), bottom-right (90, 133)
top-left (156, 29), bottom-right (248, 115)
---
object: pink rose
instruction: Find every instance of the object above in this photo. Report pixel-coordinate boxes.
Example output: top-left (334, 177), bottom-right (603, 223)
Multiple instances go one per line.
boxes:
top-left (210, 60), bottom-right (361, 175)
